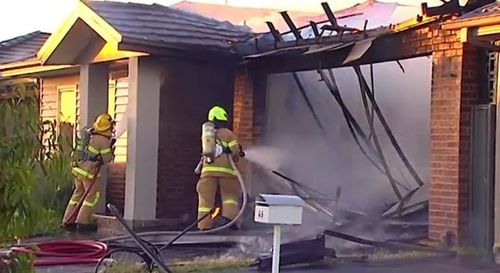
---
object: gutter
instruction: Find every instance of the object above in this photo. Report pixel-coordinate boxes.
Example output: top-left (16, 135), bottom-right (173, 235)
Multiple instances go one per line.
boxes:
top-left (442, 13), bottom-right (500, 29)
top-left (0, 57), bottom-right (40, 70)
top-left (0, 64), bottom-right (76, 79)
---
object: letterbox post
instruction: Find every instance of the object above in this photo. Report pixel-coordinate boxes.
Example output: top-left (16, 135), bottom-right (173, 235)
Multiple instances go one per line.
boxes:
top-left (254, 194), bottom-right (305, 273)
top-left (272, 224), bottom-right (282, 273)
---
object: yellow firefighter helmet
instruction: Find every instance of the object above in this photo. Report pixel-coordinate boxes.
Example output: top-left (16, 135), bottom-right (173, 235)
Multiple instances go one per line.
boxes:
top-left (93, 113), bottom-right (114, 132)
top-left (208, 106), bottom-right (228, 122)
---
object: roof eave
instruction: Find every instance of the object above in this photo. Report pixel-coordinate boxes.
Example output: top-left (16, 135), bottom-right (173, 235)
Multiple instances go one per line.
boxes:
top-left (118, 37), bottom-right (242, 59)
top-left (37, 0), bottom-right (123, 65)
top-left (0, 64), bottom-right (75, 79)
top-left (0, 58), bottom-right (40, 70)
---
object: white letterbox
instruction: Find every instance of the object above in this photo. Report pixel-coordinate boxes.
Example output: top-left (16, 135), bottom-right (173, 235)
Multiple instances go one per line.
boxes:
top-left (254, 194), bottom-right (305, 225)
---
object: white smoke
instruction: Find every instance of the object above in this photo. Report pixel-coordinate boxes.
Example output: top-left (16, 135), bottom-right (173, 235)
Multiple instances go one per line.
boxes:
top-left (246, 56), bottom-right (432, 230)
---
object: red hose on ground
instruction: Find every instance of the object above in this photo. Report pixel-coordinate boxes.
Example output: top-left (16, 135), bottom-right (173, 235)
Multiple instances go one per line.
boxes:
top-left (11, 240), bottom-right (109, 266)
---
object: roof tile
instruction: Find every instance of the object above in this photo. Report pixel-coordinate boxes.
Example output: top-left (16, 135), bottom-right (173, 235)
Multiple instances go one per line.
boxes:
top-left (0, 31), bottom-right (50, 64)
top-left (86, 0), bottom-right (254, 53)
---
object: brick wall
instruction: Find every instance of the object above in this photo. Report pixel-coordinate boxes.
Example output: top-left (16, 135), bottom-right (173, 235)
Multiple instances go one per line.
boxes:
top-left (156, 60), bottom-right (235, 226)
top-left (367, 23), bottom-right (482, 244)
top-left (107, 162), bottom-right (126, 213)
top-left (428, 30), bottom-right (480, 245)
top-left (233, 67), bottom-right (253, 146)
top-left (232, 67), bottom-right (267, 189)
top-left (233, 67), bottom-right (267, 146)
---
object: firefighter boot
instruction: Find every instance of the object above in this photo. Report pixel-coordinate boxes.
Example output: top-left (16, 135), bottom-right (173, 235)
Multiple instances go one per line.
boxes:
top-left (76, 223), bottom-right (98, 234)
top-left (219, 216), bottom-right (239, 230)
top-left (61, 222), bottom-right (77, 232)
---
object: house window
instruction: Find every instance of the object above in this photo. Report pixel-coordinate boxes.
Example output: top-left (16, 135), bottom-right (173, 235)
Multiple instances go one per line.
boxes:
top-left (58, 86), bottom-right (77, 124)
top-left (58, 86), bottom-right (77, 153)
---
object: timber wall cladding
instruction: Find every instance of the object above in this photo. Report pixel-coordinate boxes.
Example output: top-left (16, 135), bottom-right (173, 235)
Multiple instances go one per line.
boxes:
top-left (40, 75), bottom-right (79, 146)
top-left (40, 74), bottom-right (129, 213)
top-left (107, 77), bottom-right (129, 213)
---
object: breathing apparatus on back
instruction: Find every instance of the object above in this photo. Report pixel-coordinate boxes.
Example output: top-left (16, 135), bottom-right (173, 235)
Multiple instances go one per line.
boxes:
top-left (201, 106), bottom-right (228, 164)
top-left (201, 121), bottom-right (218, 163)
top-left (72, 113), bottom-right (116, 164)
top-left (73, 126), bottom-right (93, 163)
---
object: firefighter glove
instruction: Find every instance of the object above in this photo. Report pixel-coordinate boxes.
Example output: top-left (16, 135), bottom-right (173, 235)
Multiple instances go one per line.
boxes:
top-left (222, 146), bottom-right (232, 154)
top-left (238, 145), bottom-right (245, 157)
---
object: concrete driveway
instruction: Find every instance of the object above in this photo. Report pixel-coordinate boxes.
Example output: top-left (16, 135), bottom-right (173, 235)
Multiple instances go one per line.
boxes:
top-left (241, 260), bottom-right (498, 273)
top-left (37, 257), bottom-right (499, 273)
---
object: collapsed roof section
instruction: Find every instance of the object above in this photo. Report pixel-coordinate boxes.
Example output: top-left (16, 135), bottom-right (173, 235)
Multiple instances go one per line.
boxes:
top-left (241, 0), bottom-right (497, 73)
top-left (240, 6), bottom-right (438, 72)
top-left (281, 0), bottom-right (422, 41)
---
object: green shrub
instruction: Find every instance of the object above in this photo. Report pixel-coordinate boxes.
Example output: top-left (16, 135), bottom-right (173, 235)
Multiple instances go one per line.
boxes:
top-left (0, 83), bottom-right (73, 242)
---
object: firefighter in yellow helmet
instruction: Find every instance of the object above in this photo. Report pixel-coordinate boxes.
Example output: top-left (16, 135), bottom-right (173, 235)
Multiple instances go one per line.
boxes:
top-left (196, 106), bottom-right (244, 230)
top-left (62, 113), bottom-right (115, 233)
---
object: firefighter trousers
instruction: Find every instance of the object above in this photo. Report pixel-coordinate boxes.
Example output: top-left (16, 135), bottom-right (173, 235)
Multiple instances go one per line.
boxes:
top-left (196, 176), bottom-right (241, 230)
top-left (62, 176), bottom-right (101, 225)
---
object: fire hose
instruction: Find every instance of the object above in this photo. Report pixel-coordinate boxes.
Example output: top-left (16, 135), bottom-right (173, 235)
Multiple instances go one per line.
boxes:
top-left (10, 240), bottom-right (108, 266)
top-left (100, 155), bottom-right (248, 243)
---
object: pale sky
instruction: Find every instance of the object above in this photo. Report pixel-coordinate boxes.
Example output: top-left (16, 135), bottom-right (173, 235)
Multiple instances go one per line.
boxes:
top-left (0, 0), bottom-right (456, 41)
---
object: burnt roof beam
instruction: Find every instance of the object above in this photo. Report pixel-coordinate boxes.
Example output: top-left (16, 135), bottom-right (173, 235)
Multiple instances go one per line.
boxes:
top-left (321, 2), bottom-right (338, 27)
top-left (421, 0), bottom-right (462, 17)
top-left (320, 2), bottom-right (360, 35)
top-left (280, 11), bottom-right (303, 40)
top-left (245, 33), bottom-right (433, 74)
top-left (266, 21), bottom-right (284, 43)
top-left (310, 21), bottom-right (320, 38)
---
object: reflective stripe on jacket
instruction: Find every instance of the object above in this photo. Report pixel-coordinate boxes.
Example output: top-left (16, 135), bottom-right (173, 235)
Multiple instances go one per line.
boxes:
top-left (72, 134), bottom-right (114, 180)
top-left (201, 127), bottom-right (240, 178)
top-left (72, 166), bottom-right (95, 179)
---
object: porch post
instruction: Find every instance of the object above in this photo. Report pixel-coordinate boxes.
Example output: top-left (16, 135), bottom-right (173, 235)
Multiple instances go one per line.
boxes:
top-left (79, 63), bottom-right (109, 214)
top-left (124, 56), bottom-right (160, 221)
top-left (79, 63), bottom-right (109, 127)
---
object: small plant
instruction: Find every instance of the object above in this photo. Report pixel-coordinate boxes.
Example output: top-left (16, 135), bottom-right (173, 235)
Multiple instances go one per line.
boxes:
top-left (99, 261), bottom-right (150, 273)
top-left (0, 83), bottom-right (74, 271)
top-left (170, 255), bottom-right (253, 273)
top-left (99, 255), bottom-right (254, 273)
top-left (369, 248), bottom-right (442, 261)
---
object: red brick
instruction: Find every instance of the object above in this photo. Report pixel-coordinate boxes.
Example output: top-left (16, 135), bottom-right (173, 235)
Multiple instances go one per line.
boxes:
top-left (430, 189), bottom-right (458, 198)
top-left (429, 210), bottom-right (446, 217)
top-left (438, 44), bottom-right (451, 50)
top-left (429, 36), bottom-right (480, 243)
top-left (433, 183), bottom-right (458, 191)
